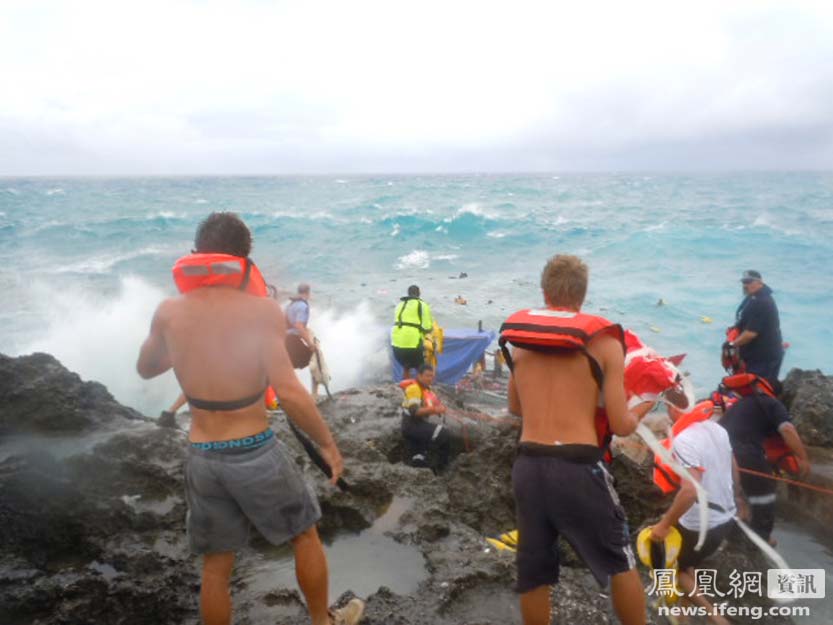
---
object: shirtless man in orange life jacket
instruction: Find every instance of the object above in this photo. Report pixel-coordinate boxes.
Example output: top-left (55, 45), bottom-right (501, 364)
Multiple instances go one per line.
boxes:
top-left (502, 254), bottom-right (654, 625)
top-left (137, 212), bottom-right (363, 625)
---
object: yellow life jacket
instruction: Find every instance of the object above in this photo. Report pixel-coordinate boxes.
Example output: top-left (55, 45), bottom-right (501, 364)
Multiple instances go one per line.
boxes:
top-left (392, 297), bottom-right (433, 349)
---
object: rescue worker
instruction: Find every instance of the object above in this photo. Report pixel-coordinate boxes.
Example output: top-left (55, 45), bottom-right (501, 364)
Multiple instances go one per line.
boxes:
top-left (400, 364), bottom-right (452, 472)
top-left (649, 402), bottom-right (748, 625)
top-left (730, 270), bottom-right (784, 384)
top-left (285, 283), bottom-right (314, 370)
top-left (719, 382), bottom-right (809, 545)
top-left (392, 285), bottom-right (434, 380)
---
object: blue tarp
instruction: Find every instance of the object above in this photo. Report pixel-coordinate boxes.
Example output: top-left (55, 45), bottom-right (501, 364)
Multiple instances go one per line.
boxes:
top-left (391, 328), bottom-right (496, 385)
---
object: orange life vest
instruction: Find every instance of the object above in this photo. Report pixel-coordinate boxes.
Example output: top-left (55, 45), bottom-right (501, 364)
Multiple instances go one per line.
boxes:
top-left (499, 308), bottom-right (625, 457)
top-left (173, 253), bottom-right (268, 297)
top-left (172, 253), bottom-right (274, 409)
top-left (653, 400), bottom-right (716, 494)
top-left (399, 379), bottom-right (441, 408)
top-left (717, 373), bottom-right (800, 475)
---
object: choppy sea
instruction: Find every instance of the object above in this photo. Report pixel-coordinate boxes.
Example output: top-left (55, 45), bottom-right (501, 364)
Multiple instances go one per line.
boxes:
top-left (1, 173), bottom-right (831, 415)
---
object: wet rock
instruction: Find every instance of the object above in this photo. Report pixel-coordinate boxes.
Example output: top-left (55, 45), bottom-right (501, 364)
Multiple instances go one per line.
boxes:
top-left (0, 354), bottom-right (805, 624)
top-left (0, 352), bottom-right (146, 434)
top-left (781, 368), bottom-right (833, 447)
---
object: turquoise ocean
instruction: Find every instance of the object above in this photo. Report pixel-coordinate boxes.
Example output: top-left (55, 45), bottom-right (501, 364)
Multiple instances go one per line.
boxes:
top-left (1, 173), bottom-right (831, 415)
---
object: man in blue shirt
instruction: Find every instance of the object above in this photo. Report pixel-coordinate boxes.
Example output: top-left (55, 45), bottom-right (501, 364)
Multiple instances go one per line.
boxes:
top-left (731, 270), bottom-right (784, 384)
top-left (285, 283), bottom-right (314, 370)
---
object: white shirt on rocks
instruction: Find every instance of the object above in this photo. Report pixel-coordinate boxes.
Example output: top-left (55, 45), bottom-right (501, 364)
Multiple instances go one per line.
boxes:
top-left (672, 420), bottom-right (736, 531)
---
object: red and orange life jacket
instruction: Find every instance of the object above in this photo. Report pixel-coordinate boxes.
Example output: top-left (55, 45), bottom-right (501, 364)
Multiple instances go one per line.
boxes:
top-left (499, 308), bottom-right (625, 458)
top-left (653, 400), bottom-right (716, 494)
top-left (399, 379), bottom-right (441, 409)
top-left (173, 253), bottom-right (268, 297)
top-left (172, 253), bottom-right (277, 408)
top-left (715, 372), bottom-right (800, 475)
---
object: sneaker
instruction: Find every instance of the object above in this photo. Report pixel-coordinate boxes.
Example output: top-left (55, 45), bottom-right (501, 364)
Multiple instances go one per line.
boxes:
top-left (330, 598), bottom-right (365, 625)
top-left (157, 410), bottom-right (177, 429)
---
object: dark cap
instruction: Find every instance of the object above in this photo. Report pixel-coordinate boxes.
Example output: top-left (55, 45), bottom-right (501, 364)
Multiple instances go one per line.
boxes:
top-left (407, 284), bottom-right (420, 297)
top-left (741, 270), bottom-right (762, 283)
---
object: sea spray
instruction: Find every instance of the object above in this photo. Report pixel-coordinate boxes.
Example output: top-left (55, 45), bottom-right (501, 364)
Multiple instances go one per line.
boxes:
top-left (15, 276), bottom-right (392, 415)
top-left (17, 276), bottom-right (180, 415)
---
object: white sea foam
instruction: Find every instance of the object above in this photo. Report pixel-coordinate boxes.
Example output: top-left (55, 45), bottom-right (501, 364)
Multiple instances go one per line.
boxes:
top-left (644, 221), bottom-right (667, 232)
top-left (147, 211), bottom-right (183, 220)
top-left (16, 276), bottom-right (180, 415)
top-left (390, 224), bottom-right (401, 237)
top-left (486, 231), bottom-right (507, 238)
top-left (194, 198), bottom-right (209, 204)
top-left (45, 188), bottom-right (65, 196)
top-left (753, 214), bottom-right (771, 227)
top-left (56, 246), bottom-right (165, 274)
top-left (296, 302), bottom-right (389, 393)
top-left (396, 250), bottom-right (430, 270)
top-left (433, 254), bottom-right (459, 261)
top-left (334, 179), bottom-right (348, 184)
top-left (5, 188), bottom-right (19, 195)
top-left (456, 203), bottom-right (491, 218)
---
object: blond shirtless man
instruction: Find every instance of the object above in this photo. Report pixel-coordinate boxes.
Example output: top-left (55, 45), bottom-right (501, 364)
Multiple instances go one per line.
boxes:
top-left (137, 213), bottom-right (362, 625)
top-left (505, 255), bottom-right (651, 625)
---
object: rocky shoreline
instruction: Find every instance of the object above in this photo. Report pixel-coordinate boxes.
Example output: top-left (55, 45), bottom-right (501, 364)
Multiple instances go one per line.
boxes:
top-left (1, 353), bottom-right (831, 625)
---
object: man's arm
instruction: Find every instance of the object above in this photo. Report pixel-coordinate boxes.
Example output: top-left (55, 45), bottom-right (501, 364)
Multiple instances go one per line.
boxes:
top-left (650, 468), bottom-right (700, 540)
top-left (732, 329), bottom-right (759, 347)
top-left (732, 456), bottom-right (750, 521)
top-left (137, 301), bottom-right (173, 379)
top-left (262, 300), bottom-right (343, 484)
top-left (778, 422), bottom-right (811, 477)
top-left (598, 335), bottom-right (640, 436)
top-left (422, 302), bottom-right (434, 333)
top-left (293, 320), bottom-right (314, 346)
top-left (734, 299), bottom-right (764, 346)
top-left (507, 351), bottom-right (522, 417)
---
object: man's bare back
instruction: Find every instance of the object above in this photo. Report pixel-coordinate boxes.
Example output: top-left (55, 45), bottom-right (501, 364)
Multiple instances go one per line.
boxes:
top-left (138, 286), bottom-right (341, 477)
top-left (508, 333), bottom-right (636, 446)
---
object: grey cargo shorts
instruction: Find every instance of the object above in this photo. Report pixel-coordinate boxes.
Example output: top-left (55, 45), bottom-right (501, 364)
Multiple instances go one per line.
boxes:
top-left (185, 436), bottom-right (321, 554)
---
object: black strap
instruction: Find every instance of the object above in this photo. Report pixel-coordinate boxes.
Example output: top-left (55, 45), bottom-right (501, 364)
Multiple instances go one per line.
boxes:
top-left (396, 298), bottom-right (425, 332)
top-left (185, 387), bottom-right (267, 412)
top-left (239, 258), bottom-right (254, 292)
top-left (499, 338), bottom-right (604, 388)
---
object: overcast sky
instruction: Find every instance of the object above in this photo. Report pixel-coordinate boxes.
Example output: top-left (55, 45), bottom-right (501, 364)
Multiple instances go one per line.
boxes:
top-left (2, 0), bottom-right (832, 175)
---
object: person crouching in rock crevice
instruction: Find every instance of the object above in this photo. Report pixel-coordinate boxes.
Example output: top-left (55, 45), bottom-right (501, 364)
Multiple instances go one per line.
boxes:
top-left (137, 212), bottom-right (363, 625)
top-left (400, 364), bottom-right (452, 473)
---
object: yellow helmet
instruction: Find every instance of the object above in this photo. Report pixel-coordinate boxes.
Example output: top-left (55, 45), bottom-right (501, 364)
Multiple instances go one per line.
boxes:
top-left (636, 526), bottom-right (682, 570)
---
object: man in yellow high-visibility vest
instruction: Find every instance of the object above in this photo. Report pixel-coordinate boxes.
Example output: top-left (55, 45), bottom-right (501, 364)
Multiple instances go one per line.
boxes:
top-left (392, 285), bottom-right (434, 380)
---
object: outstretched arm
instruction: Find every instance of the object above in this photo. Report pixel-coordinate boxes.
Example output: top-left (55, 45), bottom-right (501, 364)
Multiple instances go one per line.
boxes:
top-left (262, 300), bottom-right (343, 484)
top-left (137, 301), bottom-right (173, 379)
top-left (651, 468), bottom-right (699, 540)
top-left (598, 336), bottom-right (640, 436)
top-left (778, 422), bottom-right (810, 477)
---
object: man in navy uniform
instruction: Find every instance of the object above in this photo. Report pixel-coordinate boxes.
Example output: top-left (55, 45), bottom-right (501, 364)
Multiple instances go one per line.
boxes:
top-left (730, 270), bottom-right (784, 384)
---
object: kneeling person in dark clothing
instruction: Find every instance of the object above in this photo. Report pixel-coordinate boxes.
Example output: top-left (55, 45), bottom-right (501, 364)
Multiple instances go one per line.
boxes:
top-left (719, 390), bottom-right (809, 544)
top-left (400, 364), bottom-right (451, 471)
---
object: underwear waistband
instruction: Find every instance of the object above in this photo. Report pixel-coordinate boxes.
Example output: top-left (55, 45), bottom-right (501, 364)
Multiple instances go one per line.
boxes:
top-left (190, 428), bottom-right (275, 453)
top-left (517, 442), bottom-right (604, 464)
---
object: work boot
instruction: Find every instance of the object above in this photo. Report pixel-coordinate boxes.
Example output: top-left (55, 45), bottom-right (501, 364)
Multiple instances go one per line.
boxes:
top-left (157, 410), bottom-right (177, 429)
top-left (329, 598), bottom-right (365, 625)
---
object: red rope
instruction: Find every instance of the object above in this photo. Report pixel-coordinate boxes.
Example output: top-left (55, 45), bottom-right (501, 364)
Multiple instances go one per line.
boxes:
top-left (737, 467), bottom-right (833, 497)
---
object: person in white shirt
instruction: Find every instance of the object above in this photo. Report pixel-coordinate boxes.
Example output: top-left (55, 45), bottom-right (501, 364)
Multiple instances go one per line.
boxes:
top-left (649, 405), bottom-right (749, 625)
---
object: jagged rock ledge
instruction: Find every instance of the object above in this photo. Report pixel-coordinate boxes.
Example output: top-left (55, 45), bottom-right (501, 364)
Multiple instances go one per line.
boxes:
top-left (3, 353), bottom-right (827, 624)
